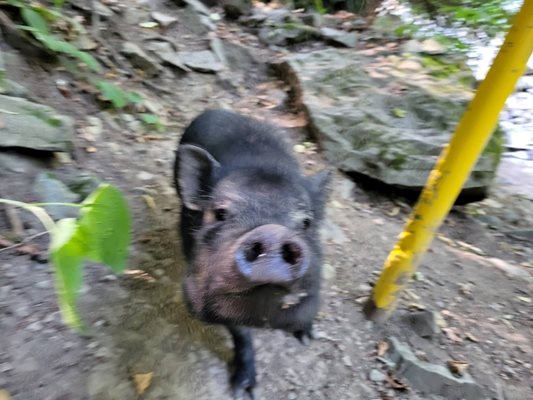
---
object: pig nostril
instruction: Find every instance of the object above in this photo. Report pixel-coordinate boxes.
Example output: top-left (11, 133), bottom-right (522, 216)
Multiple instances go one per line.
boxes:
top-left (281, 242), bottom-right (302, 266)
top-left (244, 241), bottom-right (264, 262)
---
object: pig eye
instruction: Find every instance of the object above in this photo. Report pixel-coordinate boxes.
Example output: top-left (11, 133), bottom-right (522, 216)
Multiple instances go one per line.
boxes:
top-left (302, 218), bottom-right (312, 230)
top-left (214, 208), bottom-right (228, 222)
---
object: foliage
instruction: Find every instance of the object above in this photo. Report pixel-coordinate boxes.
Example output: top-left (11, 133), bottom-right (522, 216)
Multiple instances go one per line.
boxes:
top-left (0, 184), bottom-right (131, 332)
top-left (405, 0), bottom-right (515, 37)
top-left (140, 113), bottom-right (165, 132)
top-left (7, 0), bottom-right (102, 72)
top-left (94, 80), bottom-right (143, 110)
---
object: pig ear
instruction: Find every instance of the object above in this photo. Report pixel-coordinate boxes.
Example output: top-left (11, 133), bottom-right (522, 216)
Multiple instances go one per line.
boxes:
top-left (175, 144), bottom-right (221, 210)
top-left (306, 168), bottom-right (333, 220)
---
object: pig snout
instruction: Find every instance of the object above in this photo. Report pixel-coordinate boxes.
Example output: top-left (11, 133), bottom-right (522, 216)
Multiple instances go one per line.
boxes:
top-left (235, 224), bottom-right (309, 287)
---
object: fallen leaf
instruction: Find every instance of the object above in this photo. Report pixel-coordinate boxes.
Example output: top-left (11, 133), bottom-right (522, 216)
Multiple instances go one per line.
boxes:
top-left (392, 108), bottom-right (407, 118)
top-left (447, 360), bottom-right (469, 376)
top-left (133, 372), bottom-right (153, 395)
top-left (387, 206), bottom-right (401, 216)
top-left (442, 327), bottom-right (463, 343)
top-left (517, 296), bottom-right (531, 304)
top-left (387, 373), bottom-right (409, 391)
top-left (465, 332), bottom-right (479, 343)
top-left (407, 302), bottom-right (426, 311)
top-left (456, 240), bottom-right (484, 255)
top-left (0, 237), bottom-right (15, 248)
top-left (86, 146), bottom-right (97, 153)
top-left (293, 144), bottom-right (306, 153)
top-left (16, 244), bottom-right (41, 257)
top-left (142, 195), bottom-right (156, 211)
top-left (271, 113), bottom-right (307, 128)
top-left (404, 289), bottom-right (420, 301)
top-left (139, 21), bottom-right (159, 28)
top-left (377, 340), bottom-right (389, 357)
top-left (0, 389), bottom-right (13, 400)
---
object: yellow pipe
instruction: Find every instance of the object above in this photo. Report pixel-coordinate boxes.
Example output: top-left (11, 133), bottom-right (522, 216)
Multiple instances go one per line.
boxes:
top-left (365, 0), bottom-right (533, 322)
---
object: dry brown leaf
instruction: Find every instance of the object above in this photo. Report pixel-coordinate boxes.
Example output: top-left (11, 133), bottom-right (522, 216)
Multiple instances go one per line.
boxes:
top-left (271, 113), bottom-right (308, 128)
top-left (142, 195), bottom-right (156, 211)
top-left (0, 389), bottom-right (12, 400)
top-left (465, 332), bottom-right (479, 343)
top-left (447, 360), bottom-right (469, 376)
top-left (133, 372), bottom-right (153, 395)
top-left (517, 296), bottom-right (531, 304)
top-left (387, 373), bottom-right (409, 391)
top-left (16, 244), bottom-right (41, 257)
top-left (442, 327), bottom-right (463, 343)
top-left (0, 237), bottom-right (15, 248)
top-left (407, 302), bottom-right (426, 311)
top-left (377, 340), bottom-right (389, 357)
top-left (387, 207), bottom-right (400, 217)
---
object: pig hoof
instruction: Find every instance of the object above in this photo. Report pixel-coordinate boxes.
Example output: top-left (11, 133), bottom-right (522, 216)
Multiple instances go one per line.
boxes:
top-left (232, 378), bottom-right (256, 400)
top-left (293, 326), bottom-right (315, 345)
top-left (231, 369), bottom-right (256, 400)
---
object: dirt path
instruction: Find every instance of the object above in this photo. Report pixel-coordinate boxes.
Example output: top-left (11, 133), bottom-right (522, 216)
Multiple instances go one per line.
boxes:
top-left (1, 2), bottom-right (532, 400)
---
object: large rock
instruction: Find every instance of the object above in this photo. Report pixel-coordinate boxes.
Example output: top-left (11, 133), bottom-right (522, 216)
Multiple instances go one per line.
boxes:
top-left (0, 95), bottom-right (74, 152)
top-left (279, 49), bottom-right (503, 196)
top-left (386, 337), bottom-right (484, 399)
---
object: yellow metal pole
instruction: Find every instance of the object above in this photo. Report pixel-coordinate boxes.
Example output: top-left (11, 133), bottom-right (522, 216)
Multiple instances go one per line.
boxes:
top-left (364, 0), bottom-right (533, 322)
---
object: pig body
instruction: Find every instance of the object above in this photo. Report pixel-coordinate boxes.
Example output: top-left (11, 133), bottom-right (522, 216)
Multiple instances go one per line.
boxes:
top-left (174, 109), bottom-right (330, 397)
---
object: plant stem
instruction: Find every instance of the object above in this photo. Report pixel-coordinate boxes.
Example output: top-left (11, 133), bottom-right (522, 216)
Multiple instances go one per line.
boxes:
top-left (31, 202), bottom-right (82, 207)
top-left (0, 199), bottom-right (56, 232)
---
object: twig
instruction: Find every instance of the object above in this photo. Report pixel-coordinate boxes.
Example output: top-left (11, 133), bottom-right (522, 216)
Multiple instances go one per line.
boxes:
top-left (92, 0), bottom-right (100, 38)
top-left (5, 205), bottom-right (24, 238)
top-left (0, 231), bottom-right (48, 254)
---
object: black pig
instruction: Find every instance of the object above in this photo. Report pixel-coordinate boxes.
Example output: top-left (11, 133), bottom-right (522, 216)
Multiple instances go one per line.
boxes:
top-left (174, 109), bottom-right (331, 398)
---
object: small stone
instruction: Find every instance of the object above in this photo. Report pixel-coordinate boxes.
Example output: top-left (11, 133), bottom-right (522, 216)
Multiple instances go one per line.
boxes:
top-left (151, 11), bottom-right (178, 28)
top-left (35, 280), bottom-right (51, 289)
top-left (184, 0), bottom-right (210, 16)
top-left (180, 50), bottom-right (223, 73)
top-left (27, 321), bottom-right (44, 332)
top-left (320, 27), bottom-right (358, 48)
top-left (369, 369), bottom-right (387, 382)
top-left (420, 38), bottom-right (446, 55)
top-left (397, 59), bottom-right (422, 71)
top-left (120, 42), bottom-right (161, 77)
top-left (34, 172), bottom-right (81, 220)
top-left (342, 355), bottom-right (353, 367)
top-left (137, 171), bottom-right (154, 181)
top-left (99, 274), bottom-right (118, 282)
top-left (0, 362), bottom-right (14, 372)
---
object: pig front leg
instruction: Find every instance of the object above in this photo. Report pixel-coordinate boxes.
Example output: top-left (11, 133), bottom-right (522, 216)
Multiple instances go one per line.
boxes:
top-left (228, 326), bottom-right (256, 399)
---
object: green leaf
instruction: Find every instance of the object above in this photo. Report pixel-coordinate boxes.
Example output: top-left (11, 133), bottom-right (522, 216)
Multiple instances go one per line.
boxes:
top-left (54, 0), bottom-right (66, 8)
top-left (392, 108), bottom-right (407, 118)
top-left (21, 7), bottom-right (49, 34)
top-left (140, 113), bottom-right (165, 132)
top-left (73, 50), bottom-right (102, 72)
top-left (95, 81), bottom-right (129, 109)
top-left (50, 218), bottom-right (86, 330)
top-left (35, 34), bottom-right (102, 72)
top-left (127, 92), bottom-right (144, 105)
top-left (78, 184), bottom-right (131, 272)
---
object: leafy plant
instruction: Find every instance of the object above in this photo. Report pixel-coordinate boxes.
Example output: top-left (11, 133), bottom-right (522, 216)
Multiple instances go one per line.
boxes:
top-left (94, 80), bottom-right (143, 109)
top-left (140, 113), bottom-right (165, 132)
top-left (7, 0), bottom-right (102, 72)
top-left (0, 184), bottom-right (131, 332)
